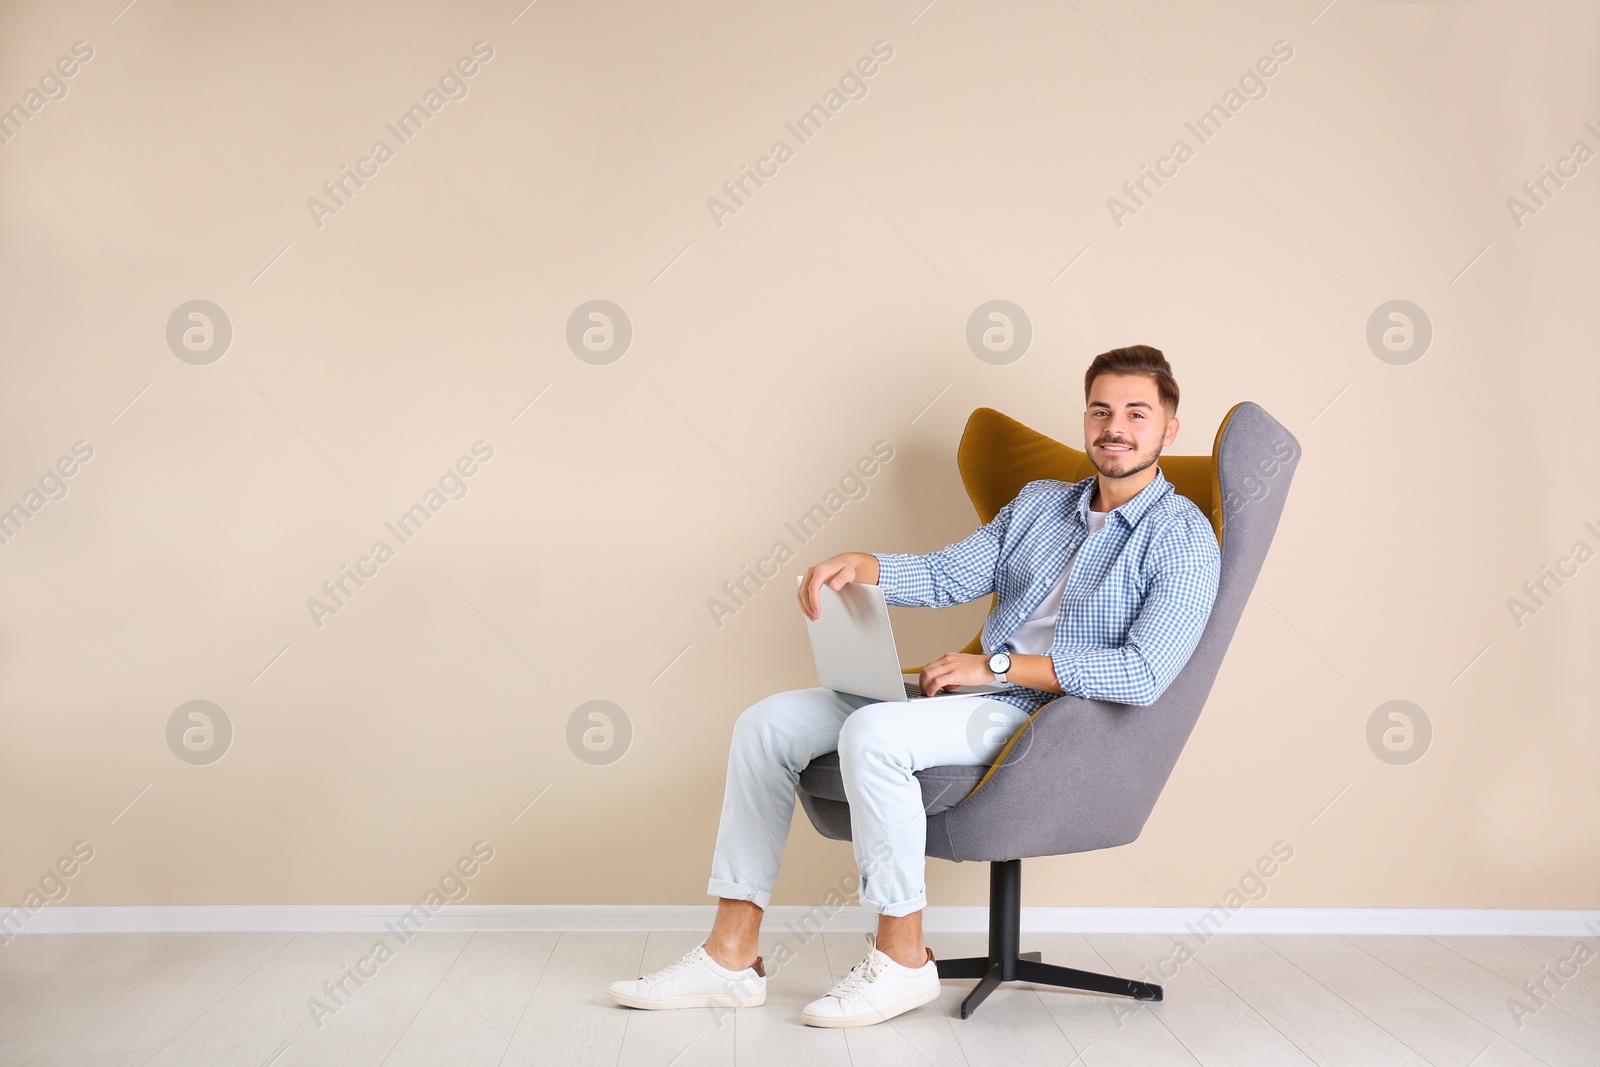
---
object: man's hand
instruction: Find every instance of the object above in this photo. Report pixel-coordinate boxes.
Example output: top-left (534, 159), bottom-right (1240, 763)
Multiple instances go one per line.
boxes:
top-left (912, 652), bottom-right (997, 696)
top-left (914, 651), bottom-right (1065, 695)
top-left (797, 552), bottom-right (881, 620)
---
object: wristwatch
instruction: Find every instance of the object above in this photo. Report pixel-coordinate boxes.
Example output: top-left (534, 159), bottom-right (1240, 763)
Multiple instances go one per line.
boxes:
top-left (987, 651), bottom-right (1011, 685)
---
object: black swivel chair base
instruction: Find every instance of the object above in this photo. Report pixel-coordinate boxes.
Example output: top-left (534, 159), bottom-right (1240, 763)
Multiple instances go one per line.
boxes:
top-left (935, 858), bottom-right (1164, 1019)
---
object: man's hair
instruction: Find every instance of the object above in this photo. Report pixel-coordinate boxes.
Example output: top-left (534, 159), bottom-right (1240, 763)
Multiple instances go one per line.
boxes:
top-left (1084, 344), bottom-right (1179, 421)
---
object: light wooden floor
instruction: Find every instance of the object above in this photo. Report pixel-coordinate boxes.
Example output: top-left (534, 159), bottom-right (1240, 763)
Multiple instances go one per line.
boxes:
top-left (1, 929), bottom-right (1595, 1065)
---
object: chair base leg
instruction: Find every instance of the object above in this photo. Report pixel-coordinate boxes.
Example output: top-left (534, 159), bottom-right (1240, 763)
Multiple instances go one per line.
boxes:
top-left (958, 959), bottom-right (1004, 1017)
top-left (933, 859), bottom-right (1162, 1019)
top-left (936, 954), bottom-right (1161, 1018)
top-left (1016, 958), bottom-right (1164, 1002)
top-left (934, 956), bottom-right (990, 980)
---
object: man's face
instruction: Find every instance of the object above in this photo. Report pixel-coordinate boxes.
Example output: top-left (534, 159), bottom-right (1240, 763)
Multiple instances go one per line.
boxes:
top-left (1083, 373), bottom-right (1178, 479)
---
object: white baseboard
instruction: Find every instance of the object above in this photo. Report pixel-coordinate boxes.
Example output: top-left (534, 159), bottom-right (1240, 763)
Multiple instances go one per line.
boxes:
top-left (8, 905), bottom-right (1599, 938)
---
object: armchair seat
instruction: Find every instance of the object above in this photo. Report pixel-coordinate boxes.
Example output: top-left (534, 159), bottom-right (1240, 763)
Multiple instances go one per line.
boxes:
top-left (797, 751), bottom-right (983, 820)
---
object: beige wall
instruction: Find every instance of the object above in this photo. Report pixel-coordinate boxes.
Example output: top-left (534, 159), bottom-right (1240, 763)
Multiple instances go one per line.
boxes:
top-left (1, 0), bottom-right (1596, 917)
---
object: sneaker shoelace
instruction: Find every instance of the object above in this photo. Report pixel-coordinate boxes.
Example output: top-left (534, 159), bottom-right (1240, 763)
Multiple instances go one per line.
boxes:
top-left (642, 945), bottom-right (711, 983)
top-left (827, 951), bottom-right (890, 1002)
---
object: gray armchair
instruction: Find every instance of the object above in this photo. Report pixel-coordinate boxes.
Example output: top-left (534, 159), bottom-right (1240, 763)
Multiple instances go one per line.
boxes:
top-left (796, 402), bottom-right (1300, 1017)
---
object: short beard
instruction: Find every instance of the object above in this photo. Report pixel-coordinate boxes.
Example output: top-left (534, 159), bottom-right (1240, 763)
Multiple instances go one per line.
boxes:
top-left (1093, 444), bottom-right (1160, 480)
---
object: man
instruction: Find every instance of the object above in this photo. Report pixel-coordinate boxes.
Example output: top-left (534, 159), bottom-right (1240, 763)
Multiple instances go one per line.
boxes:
top-left (609, 344), bottom-right (1221, 1027)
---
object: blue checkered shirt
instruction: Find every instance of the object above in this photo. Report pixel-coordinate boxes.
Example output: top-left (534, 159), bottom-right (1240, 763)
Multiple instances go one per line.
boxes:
top-left (872, 466), bottom-right (1220, 712)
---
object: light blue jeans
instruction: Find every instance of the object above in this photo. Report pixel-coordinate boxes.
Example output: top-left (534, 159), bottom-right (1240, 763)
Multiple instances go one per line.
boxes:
top-left (706, 686), bottom-right (1033, 918)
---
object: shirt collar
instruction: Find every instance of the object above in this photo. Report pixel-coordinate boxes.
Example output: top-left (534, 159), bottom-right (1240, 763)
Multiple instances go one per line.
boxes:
top-left (1076, 464), bottom-right (1172, 529)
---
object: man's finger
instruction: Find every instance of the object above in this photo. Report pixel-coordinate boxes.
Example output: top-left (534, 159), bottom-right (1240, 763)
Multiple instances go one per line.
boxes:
top-left (807, 574), bottom-right (825, 618)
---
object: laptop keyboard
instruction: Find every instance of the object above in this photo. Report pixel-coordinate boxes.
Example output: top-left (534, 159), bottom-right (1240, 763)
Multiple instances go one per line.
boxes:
top-left (903, 679), bottom-right (923, 699)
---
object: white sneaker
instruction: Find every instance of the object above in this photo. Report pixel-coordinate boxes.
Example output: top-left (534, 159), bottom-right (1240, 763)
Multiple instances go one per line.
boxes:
top-left (801, 933), bottom-right (941, 1028)
top-left (608, 941), bottom-right (767, 1010)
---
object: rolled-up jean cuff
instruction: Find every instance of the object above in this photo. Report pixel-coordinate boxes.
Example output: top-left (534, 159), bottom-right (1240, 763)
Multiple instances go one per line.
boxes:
top-left (707, 878), bottom-right (770, 910)
top-left (859, 892), bottom-right (926, 919)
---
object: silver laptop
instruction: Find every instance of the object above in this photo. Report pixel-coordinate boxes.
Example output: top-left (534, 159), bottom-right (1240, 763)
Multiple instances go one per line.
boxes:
top-left (797, 575), bottom-right (1009, 702)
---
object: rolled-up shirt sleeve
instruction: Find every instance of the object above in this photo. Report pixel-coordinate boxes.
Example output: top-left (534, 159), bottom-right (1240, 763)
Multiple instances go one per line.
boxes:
top-left (1048, 513), bottom-right (1220, 706)
top-left (870, 485), bottom-right (1039, 608)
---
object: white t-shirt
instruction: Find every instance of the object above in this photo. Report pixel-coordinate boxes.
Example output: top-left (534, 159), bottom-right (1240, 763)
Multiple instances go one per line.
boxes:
top-left (1007, 507), bottom-right (1111, 656)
